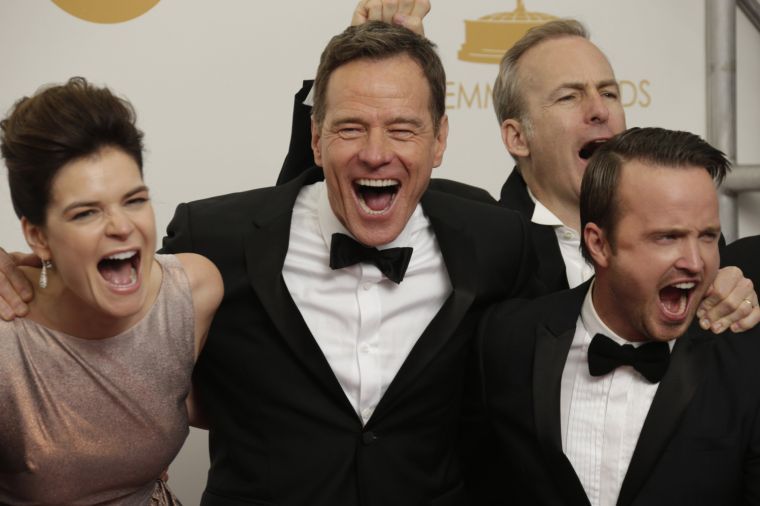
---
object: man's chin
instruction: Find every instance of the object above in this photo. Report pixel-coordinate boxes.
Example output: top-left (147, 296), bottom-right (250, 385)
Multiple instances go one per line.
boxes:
top-left (347, 222), bottom-right (404, 248)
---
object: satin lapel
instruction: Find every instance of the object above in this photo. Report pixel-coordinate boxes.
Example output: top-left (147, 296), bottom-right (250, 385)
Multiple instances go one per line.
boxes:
top-left (498, 169), bottom-right (568, 292)
top-left (531, 222), bottom-right (569, 292)
top-left (533, 284), bottom-right (592, 506)
top-left (617, 329), bottom-right (714, 506)
top-left (533, 324), bottom-right (572, 452)
top-left (370, 195), bottom-right (477, 422)
top-left (244, 170), bottom-right (354, 413)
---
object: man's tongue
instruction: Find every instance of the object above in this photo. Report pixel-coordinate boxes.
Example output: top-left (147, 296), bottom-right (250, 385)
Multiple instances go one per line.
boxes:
top-left (98, 259), bottom-right (135, 285)
top-left (660, 286), bottom-right (687, 316)
top-left (359, 186), bottom-right (395, 212)
top-left (363, 192), bottom-right (393, 211)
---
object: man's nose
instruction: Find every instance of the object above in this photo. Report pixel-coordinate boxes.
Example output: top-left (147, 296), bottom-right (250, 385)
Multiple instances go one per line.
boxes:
top-left (675, 239), bottom-right (705, 273)
top-left (586, 92), bottom-right (610, 124)
top-left (358, 129), bottom-right (393, 168)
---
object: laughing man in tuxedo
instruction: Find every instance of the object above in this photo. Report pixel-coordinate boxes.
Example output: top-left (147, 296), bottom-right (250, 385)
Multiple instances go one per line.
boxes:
top-left (162, 22), bottom-right (536, 505)
top-left (480, 127), bottom-right (760, 506)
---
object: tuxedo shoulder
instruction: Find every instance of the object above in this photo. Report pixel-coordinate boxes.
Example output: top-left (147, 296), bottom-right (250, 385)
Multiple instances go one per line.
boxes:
top-left (709, 325), bottom-right (760, 371)
top-left (721, 235), bottom-right (760, 287)
top-left (181, 184), bottom-right (282, 217)
top-left (427, 178), bottom-right (496, 205)
top-left (483, 286), bottom-right (584, 335)
top-left (424, 179), bottom-right (526, 230)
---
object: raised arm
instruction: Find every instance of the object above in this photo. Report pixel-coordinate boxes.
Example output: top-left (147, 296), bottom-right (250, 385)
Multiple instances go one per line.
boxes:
top-left (352, 0), bottom-right (430, 35)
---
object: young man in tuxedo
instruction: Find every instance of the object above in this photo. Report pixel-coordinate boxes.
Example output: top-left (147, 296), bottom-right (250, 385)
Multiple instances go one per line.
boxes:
top-left (480, 127), bottom-right (760, 506)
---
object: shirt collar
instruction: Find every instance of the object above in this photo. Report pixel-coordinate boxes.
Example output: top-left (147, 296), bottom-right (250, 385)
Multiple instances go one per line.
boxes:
top-left (316, 182), bottom-right (418, 251)
top-left (527, 187), bottom-right (565, 227)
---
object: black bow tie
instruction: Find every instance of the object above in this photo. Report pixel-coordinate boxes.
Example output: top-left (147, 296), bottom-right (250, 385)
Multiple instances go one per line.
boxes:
top-left (587, 333), bottom-right (670, 383)
top-left (329, 233), bottom-right (413, 284)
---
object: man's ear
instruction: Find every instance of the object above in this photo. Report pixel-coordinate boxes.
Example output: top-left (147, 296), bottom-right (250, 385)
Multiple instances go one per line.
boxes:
top-left (501, 118), bottom-right (530, 159)
top-left (311, 116), bottom-right (323, 168)
top-left (432, 114), bottom-right (449, 168)
top-left (21, 217), bottom-right (51, 262)
top-left (583, 222), bottom-right (611, 268)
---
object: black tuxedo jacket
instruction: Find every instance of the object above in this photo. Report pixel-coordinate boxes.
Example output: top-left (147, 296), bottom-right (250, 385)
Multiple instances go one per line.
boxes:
top-left (498, 169), bottom-right (569, 293)
top-left (722, 235), bottom-right (760, 289)
top-left (479, 282), bottom-right (760, 506)
top-left (161, 167), bottom-right (538, 506)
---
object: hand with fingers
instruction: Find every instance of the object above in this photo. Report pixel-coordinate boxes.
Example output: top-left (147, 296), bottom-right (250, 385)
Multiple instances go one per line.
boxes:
top-left (351, 0), bottom-right (430, 35)
top-left (0, 248), bottom-right (37, 321)
top-left (697, 266), bottom-right (760, 334)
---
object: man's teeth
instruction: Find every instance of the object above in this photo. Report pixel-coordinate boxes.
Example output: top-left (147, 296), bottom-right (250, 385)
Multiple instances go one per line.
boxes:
top-left (356, 178), bottom-right (398, 188)
top-left (129, 266), bottom-right (137, 284)
top-left (106, 250), bottom-right (137, 261)
top-left (673, 282), bottom-right (696, 290)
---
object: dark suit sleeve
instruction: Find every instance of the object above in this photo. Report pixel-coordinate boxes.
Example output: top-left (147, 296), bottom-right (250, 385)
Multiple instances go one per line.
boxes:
top-left (159, 202), bottom-right (196, 255)
top-left (277, 80), bottom-right (318, 185)
top-left (747, 400), bottom-right (760, 504)
top-left (721, 235), bottom-right (760, 291)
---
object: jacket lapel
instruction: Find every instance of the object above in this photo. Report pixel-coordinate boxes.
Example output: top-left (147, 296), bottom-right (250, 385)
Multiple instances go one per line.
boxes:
top-left (617, 327), bottom-right (715, 506)
top-left (499, 169), bottom-right (568, 292)
top-left (244, 168), bottom-right (355, 414)
top-left (369, 191), bottom-right (477, 422)
top-left (532, 283), bottom-right (592, 505)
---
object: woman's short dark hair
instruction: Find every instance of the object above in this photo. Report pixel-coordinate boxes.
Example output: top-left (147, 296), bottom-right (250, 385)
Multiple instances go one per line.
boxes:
top-left (1, 77), bottom-right (144, 225)
top-left (580, 127), bottom-right (730, 263)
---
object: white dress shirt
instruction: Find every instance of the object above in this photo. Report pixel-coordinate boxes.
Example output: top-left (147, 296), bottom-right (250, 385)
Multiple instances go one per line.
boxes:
top-left (282, 182), bottom-right (451, 425)
top-left (560, 283), bottom-right (673, 506)
top-left (528, 188), bottom-right (594, 289)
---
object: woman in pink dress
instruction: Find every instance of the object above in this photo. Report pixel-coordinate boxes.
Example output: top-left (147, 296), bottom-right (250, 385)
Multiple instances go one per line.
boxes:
top-left (0, 77), bottom-right (223, 505)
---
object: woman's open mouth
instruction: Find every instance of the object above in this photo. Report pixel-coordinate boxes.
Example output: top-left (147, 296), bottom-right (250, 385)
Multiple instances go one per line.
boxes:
top-left (97, 249), bottom-right (141, 290)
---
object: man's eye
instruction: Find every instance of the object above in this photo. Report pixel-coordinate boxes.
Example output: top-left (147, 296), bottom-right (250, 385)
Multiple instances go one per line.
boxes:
top-left (390, 129), bottom-right (414, 139)
top-left (558, 94), bottom-right (576, 103)
top-left (701, 232), bottom-right (719, 242)
top-left (338, 128), bottom-right (363, 138)
top-left (602, 91), bottom-right (619, 100)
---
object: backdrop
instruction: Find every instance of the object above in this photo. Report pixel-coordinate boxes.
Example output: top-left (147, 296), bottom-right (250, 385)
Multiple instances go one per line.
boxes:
top-left (1, 1), bottom-right (758, 502)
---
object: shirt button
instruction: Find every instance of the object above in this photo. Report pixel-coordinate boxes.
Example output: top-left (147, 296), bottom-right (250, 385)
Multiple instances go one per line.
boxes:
top-left (360, 344), bottom-right (370, 354)
top-left (362, 407), bottom-right (373, 419)
top-left (563, 230), bottom-right (574, 240)
top-left (362, 283), bottom-right (372, 291)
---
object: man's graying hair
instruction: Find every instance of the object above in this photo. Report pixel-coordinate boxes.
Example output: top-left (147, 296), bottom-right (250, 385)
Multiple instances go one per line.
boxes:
top-left (492, 19), bottom-right (589, 126)
top-left (580, 127), bottom-right (730, 264)
top-left (312, 21), bottom-right (446, 133)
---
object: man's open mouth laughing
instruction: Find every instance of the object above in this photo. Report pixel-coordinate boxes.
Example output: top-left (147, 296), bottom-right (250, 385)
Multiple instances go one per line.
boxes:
top-left (354, 178), bottom-right (399, 215)
top-left (579, 139), bottom-right (609, 160)
top-left (659, 280), bottom-right (699, 322)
